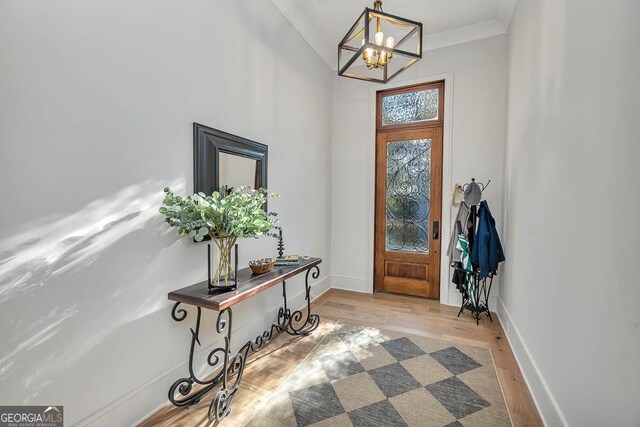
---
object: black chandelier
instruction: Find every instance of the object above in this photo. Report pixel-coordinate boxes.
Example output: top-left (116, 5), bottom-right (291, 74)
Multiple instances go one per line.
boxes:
top-left (338, 0), bottom-right (422, 83)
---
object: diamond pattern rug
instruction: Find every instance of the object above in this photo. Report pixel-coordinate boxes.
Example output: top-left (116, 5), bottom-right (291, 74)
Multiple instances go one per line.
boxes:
top-left (246, 323), bottom-right (512, 427)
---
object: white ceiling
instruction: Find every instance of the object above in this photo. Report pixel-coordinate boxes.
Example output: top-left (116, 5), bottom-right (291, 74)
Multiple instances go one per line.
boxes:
top-left (269, 0), bottom-right (517, 70)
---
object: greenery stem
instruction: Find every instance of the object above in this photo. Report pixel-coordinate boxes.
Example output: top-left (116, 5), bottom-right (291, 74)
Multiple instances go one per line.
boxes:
top-left (212, 236), bottom-right (237, 286)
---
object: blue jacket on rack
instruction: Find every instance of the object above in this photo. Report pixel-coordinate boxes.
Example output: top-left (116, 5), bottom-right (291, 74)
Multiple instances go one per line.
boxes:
top-left (470, 200), bottom-right (505, 277)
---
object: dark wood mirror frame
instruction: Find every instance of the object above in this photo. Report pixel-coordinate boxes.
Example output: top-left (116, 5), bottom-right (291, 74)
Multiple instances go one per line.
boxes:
top-left (193, 122), bottom-right (268, 197)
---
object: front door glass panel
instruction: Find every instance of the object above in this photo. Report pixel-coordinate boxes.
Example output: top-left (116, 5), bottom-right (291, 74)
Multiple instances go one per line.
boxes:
top-left (385, 138), bottom-right (431, 253)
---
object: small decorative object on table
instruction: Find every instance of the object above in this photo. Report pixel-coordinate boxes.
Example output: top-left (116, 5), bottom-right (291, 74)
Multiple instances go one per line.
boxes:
top-left (249, 258), bottom-right (275, 275)
top-left (159, 186), bottom-right (279, 294)
top-left (267, 226), bottom-right (286, 258)
top-left (275, 254), bottom-right (300, 266)
top-left (276, 228), bottom-right (285, 257)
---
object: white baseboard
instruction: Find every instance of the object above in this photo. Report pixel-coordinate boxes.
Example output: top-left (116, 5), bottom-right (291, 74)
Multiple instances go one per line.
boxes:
top-left (496, 297), bottom-right (568, 427)
top-left (329, 275), bottom-right (371, 294)
top-left (76, 276), bottom-right (331, 427)
top-left (309, 274), bottom-right (332, 301)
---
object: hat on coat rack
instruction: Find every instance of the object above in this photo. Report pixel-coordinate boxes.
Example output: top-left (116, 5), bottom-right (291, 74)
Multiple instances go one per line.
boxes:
top-left (464, 180), bottom-right (482, 205)
top-left (452, 184), bottom-right (464, 207)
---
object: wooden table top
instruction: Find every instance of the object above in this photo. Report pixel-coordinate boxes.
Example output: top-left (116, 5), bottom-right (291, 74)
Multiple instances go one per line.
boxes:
top-left (168, 257), bottom-right (322, 311)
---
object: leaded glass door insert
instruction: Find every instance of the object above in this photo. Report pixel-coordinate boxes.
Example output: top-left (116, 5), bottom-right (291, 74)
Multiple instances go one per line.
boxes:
top-left (386, 139), bottom-right (431, 253)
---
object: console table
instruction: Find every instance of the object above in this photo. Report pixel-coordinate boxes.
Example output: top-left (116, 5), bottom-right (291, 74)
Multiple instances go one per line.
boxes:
top-left (167, 257), bottom-right (322, 422)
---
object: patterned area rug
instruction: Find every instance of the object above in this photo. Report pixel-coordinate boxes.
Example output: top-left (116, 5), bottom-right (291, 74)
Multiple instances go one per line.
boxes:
top-left (247, 323), bottom-right (511, 427)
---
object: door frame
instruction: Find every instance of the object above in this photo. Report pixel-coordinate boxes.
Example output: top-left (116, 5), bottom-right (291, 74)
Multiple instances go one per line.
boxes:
top-left (365, 72), bottom-right (454, 305)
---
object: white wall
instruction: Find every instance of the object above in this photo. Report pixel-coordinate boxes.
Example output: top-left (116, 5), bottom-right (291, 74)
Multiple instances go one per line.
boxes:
top-left (331, 35), bottom-right (508, 306)
top-left (499, 0), bottom-right (640, 426)
top-left (0, 1), bottom-right (332, 425)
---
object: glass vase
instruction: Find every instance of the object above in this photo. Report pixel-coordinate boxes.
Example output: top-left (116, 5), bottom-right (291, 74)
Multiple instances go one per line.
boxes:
top-left (211, 237), bottom-right (237, 287)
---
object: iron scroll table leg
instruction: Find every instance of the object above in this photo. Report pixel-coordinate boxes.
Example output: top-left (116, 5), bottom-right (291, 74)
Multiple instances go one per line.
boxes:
top-left (168, 264), bottom-right (322, 422)
top-left (278, 265), bottom-right (321, 336)
top-left (166, 305), bottom-right (243, 420)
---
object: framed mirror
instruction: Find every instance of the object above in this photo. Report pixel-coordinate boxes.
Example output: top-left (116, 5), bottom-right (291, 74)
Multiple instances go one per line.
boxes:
top-left (193, 123), bottom-right (268, 197)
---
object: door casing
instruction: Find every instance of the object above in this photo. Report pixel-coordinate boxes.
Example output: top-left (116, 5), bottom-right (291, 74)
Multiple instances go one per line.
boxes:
top-left (373, 80), bottom-right (445, 299)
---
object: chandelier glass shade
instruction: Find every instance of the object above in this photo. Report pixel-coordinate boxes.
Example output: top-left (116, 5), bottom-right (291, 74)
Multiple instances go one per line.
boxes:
top-left (338, 1), bottom-right (422, 83)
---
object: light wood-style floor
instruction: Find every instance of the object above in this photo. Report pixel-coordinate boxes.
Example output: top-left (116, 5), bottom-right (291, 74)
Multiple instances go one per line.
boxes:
top-left (141, 289), bottom-right (542, 427)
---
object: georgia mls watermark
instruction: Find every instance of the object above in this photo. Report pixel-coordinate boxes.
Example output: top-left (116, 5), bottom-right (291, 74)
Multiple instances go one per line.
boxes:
top-left (0, 406), bottom-right (63, 427)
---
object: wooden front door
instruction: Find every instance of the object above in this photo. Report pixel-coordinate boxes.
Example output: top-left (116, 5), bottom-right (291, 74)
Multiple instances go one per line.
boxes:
top-left (374, 81), bottom-right (444, 298)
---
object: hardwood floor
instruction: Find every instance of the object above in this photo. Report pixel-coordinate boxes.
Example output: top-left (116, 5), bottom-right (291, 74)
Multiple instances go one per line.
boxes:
top-left (140, 289), bottom-right (542, 427)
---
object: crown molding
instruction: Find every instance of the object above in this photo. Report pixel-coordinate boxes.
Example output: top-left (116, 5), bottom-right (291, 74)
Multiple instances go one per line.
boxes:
top-left (423, 19), bottom-right (506, 52)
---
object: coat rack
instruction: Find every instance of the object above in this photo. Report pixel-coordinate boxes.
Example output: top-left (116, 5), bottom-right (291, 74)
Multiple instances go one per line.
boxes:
top-left (455, 177), bottom-right (494, 325)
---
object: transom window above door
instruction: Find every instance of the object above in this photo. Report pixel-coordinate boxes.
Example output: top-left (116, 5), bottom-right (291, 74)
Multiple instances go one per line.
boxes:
top-left (377, 81), bottom-right (444, 130)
